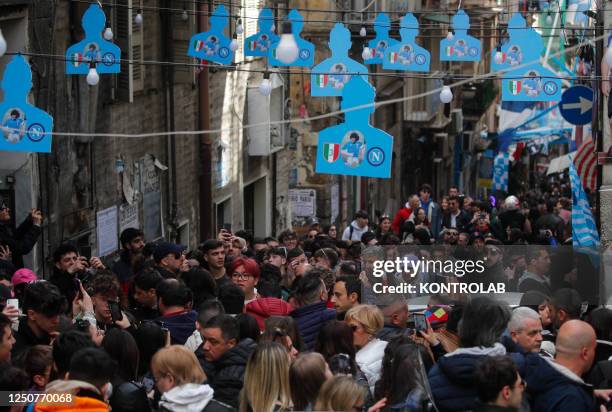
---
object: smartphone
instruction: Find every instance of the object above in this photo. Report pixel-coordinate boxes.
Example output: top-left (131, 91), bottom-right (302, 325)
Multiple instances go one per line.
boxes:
top-left (411, 313), bottom-right (428, 333)
top-left (222, 223), bottom-right (232, 232)
top-left (73, 278), bottom-right (83, 299)
top-left (79, 246), bottom-right (92, 260)
top-left (108, 300), bottom-right (123, 322)
top-left (6, 298), bottom-right (18, 311)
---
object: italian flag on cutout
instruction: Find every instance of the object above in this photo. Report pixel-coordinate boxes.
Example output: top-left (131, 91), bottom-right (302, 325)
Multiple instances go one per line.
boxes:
top-left (72, 53), bottom-right (83, 67)
top-left (195, 40), bottom-right (204, 52)
top-left (317, 74), bottom-right (328, 88)
top-left (445, 46), bottom-right (454, 56)
top-left (388, 52), bottom-right (399, 64)
top-left (323, 143), bottom-right (340, 162)
top-left (249, 40), bottom-right (257, 51)
top-left (509, 80), bottom-right (522, 95)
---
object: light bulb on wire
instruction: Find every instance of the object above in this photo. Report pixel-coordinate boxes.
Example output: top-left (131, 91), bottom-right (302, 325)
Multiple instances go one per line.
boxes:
top-left (494, 45), bottom-right (503, 65)
top-left (103, 27), bottom-right (113, 41)
top-left (360, 26), bottom-right (367, 37)
top-left (86, 62), bottom-right (100, 86)
top-left (275, 21), bottom-right (299, 64)
top-left (362, 46), bottom-right (372, 60)
top-left (259, 70), bottom-right (272, 96)
top-left (134, 10), bottom-right (143, 26)
top-left (546, 11), bottom-right (553, 25)
top-left (0, 30), bottom-right (7, 57)
top-left (440, 86), bottom-right (453, 104)
top-left (446, 31), bottom-right (454, 41)
top-left (230, 33), bottom-right (239, 52)
top-left (236, 19), bottom-right (244, 35)
top-left (181, 9), bottom-right (189, 21)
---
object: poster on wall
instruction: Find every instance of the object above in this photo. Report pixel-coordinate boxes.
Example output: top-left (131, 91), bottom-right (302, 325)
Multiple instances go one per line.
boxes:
top-left (141, 155), bottom-right (163, 241)
top-left (96, 206), bottom-right (118, 257)
top-left (289, 189), bottom-right (316, 217)
top-left (119, 203), bottom-right (140, 234)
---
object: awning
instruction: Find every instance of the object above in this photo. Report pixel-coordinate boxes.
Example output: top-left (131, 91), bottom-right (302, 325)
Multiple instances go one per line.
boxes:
top-left (547, 151), bottom-right (576, 175)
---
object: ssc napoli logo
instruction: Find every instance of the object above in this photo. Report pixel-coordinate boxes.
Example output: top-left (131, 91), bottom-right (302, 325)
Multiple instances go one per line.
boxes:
top-left (543, 81), bottom-right (558, 96)
top-left (27, 123), bottom-right (45, 142)
top-left (218, 47), bottom-right (230, 58)
top-left (468, 47), bottom-right (479, 57)
top-left (367, 147), bottom-right (385, 166)
top-left (299, 49), bottom-right (310, 60)
top-left (415, 54), bottom-right (426, 65)
top-left (102, 52), bottom-right (115, 66)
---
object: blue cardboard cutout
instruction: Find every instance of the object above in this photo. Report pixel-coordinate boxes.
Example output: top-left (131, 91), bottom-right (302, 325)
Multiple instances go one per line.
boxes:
top-left (439, 10), bottom-right (481, 61)
top-left (0, 55), bottom-right (53, 153)
top-left (490, 13), bottom-right (526, 72)
top-left (499, 13), bottom-right (562, 101)
top-left (310, 23), bottom-right (368, 97)
top-left (244, 8), bottom-right (279, 57)
top-left (363, 13), bottom-right (399, 65)
top-left (316, 77), bottom-right (393, 178)
top-left (268, 10), bottom-right (314, 67)
top-left (66, 4), bottom-right (121, 75)
top-left (188, 5), bottom-right (234, 65)
top-left (382, 13), bottom-right (430, 72)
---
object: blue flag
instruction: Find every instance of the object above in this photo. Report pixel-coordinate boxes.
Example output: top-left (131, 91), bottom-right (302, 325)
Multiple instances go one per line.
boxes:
top-left (569, 158), bottom-right (599, 247)
top-left (492, 152), bottom-right (510, 192)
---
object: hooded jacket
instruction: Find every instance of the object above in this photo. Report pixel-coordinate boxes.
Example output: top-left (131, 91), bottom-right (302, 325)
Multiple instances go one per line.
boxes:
top-left (428, 343), bottom-right (522, 412)
top-left (245, 297), bottom-right (293, 331)
top-left (204, 338), bottom-right (257, 408)
top-left (157, 310), bottom-right (197, 345)
top-left (290, 301), bottom-right (336, 351)
top-left (524, 355), bottom-right (596, 412)
top-left (341, 220), bottom-right (370, 242)
top-left (391, 204), bottom-right (413, 235)
top-left (356, 338), bottom-right (388, 395)
top-left (0, 216), bottom-right (41, 269)
top-left (158, 383), bottom-right (232, 412)
top-left (30, 379), bottom-right (108, 412)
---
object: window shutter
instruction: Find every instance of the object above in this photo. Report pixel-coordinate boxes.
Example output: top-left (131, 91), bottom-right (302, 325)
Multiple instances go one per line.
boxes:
top-left (115, 0), bottom-right (143, 102)
top-left (247, 86), bottom-right (271, 156)
top-left (173, 1), bottom-right (195, 83)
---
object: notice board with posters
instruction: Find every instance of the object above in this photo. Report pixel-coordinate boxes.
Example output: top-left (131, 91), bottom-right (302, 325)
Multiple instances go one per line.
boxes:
top-left (289, 189), bottom-right (316, 217)
top-left (140, 154), bottom-right (163, 242)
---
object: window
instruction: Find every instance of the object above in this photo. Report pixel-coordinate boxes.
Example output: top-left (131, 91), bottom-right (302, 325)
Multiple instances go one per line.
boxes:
top-left (116, 0), bottom-right (144, 102)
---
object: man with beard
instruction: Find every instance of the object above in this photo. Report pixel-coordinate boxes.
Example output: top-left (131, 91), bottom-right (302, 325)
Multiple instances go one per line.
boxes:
top-left (112, 228), bottom-right (145, 294)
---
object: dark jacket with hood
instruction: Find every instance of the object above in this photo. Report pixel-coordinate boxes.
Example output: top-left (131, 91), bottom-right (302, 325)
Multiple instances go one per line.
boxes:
top-left (157, 309), bottom-right (197, 345)
top-left (290, 301), bottom-right (336, 351)
top-left (523, 354), bottom-right (596, 412)
top-left (49, 266), bottom-right (79, 313)
top-left (198, 337), bottom-right (257, 409)
top-left (428, 343), bottom-right (524, 412)
top-left (0, 216), bottom-right (40, 269)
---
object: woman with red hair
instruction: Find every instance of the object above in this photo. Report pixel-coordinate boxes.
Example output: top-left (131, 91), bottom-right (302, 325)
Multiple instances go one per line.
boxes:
top-left (230, 257), bottom-right (260, 305)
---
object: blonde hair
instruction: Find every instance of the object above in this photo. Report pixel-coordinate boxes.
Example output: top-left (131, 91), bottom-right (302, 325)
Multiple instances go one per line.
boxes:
top-left (314, 375), bottom-right (365, 411)
top-left (151, 345), bottom-right (205, 387)
top-left (345, 304), bottom-right (384, 335)
top-left (239, 342), bottom-right (292, 412)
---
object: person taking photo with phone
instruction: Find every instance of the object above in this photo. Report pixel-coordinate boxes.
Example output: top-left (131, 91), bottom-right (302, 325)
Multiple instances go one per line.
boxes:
top-left (0, 196), bottom-right (43, 269)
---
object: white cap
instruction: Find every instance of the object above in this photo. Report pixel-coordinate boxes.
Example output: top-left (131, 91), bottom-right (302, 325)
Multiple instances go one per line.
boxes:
top-left (504, 195), bottom-right (519, 210)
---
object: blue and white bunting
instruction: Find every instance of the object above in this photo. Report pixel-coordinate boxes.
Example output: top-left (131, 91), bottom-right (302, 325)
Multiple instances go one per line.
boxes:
top-left (569, 158), bottom-right (599, 247)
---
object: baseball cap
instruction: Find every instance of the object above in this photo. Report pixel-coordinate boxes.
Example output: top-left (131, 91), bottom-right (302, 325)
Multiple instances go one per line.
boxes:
top-left (12, 268), bottom-right (37, 286)
top-left (153, 242), bottom-right (186, 263)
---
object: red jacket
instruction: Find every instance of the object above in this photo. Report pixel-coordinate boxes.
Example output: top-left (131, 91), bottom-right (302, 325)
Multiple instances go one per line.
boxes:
top-left (245, 297), bottom-right (293, 331)
top-left (391, 204), bottom-right (412, 234)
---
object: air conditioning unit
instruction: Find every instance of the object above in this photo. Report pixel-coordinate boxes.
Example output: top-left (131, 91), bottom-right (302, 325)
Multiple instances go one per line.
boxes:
top-left (247, 74), bottom-right (285, 156)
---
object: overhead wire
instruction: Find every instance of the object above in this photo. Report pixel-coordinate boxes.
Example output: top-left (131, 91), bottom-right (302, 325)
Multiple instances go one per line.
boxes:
top-left (5, 31), bottom-right (604, 138)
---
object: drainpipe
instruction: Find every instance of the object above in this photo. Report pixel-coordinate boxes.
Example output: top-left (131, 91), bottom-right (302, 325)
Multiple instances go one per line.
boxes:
top-left (161, 0), bottom-right (178, 240)
top-left (199, 0), bottom-right (212, 240)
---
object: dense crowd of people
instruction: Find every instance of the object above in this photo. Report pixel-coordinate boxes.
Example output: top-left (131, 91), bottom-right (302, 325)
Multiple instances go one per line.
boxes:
top-left (0, 183), bottom-right (610, 412)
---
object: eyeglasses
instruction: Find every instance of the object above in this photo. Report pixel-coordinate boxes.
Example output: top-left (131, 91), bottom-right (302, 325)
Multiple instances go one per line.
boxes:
top-left (232, 272), bottom-right (254, 280)
top-left (447, 232), bottom-right (459, 236)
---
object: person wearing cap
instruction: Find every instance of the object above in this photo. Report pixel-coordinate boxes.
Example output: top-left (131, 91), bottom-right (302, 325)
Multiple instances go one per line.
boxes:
top-left (0, 196), bottom-right (43, 269)
top-left (111, 228), bottom-right (145, 295)
top-left (498, 195), bottom-right (531, 240)
top-left (11, 268), bottom-right (37, 300)
top-left (518, 247), bottom-right (552, 296)
top-left (342, 210), bottom-right (370, 242)
top-left (153, 242), bottom-right (188, 279)
top-left (419, 183), bottom-right (442, 240)
top-left (229, 257), bottom-right (260, 305)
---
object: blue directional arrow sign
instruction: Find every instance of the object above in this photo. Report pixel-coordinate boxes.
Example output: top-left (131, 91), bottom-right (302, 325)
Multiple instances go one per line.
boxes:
top-left (559, 86), bottom-right (593, 126)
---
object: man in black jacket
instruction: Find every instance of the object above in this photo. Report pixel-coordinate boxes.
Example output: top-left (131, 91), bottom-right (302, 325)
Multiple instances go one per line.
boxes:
top-left (474, 356), bottom-right (525, 412)
top-left (12, 281), bottom-right (66, 357)
top-left (111, 228), bottom-right (145, 291)
top-left (441, 196), bottom-right (471, 233)
top-left (196, 314), bottom-right (256, 408)
top-left (0, 197), bottom-right (42, 269)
